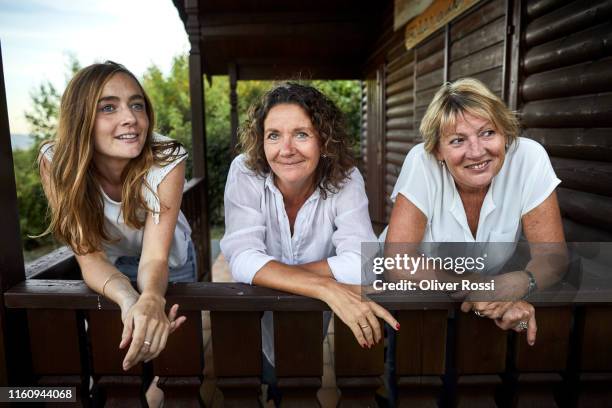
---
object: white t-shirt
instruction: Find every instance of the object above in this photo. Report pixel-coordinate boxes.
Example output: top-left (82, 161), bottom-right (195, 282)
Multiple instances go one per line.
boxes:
top-left (43, 133), bottom-right (192, 268)
top-left (384, 137), bottom-right (560, 273)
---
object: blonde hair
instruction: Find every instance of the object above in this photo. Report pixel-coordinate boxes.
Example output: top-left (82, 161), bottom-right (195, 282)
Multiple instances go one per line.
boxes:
top-left (419, 78), bottom-right (520, 153)
top-left (39, 61), bottom-right (184, 255)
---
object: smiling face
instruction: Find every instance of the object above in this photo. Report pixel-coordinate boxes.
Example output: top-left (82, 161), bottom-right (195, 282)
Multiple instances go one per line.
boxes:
top-left (92, 72), bottom-right (149, 168)
top-left (263, 103), bottom-right (321, 195)
top-left (435, 112), bottom-right (506, 193)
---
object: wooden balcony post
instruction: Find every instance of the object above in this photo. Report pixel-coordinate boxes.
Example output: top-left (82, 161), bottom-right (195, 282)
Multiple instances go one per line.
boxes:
top-left (334, 316), bottom-right (384, 406)
top-left (274, 311), bottom-right (323, 406)
top-left (229, 62), bottom-right (238, 158)
top-left (395, 309), bottom-right (447, 407)
top-left (185, 0), bottom-right (211, 280)
top-left (0, 41), bottom-right (33, 386)
top-left (211, 311), bottom-right (262, 407)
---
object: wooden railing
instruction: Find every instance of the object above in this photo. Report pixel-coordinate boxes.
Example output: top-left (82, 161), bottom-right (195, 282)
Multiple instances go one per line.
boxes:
top-left (5, 278), bottom-right (612, 407)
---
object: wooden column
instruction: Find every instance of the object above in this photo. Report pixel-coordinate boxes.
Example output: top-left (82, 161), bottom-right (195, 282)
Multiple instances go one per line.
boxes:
top-left (154, 311), bottom-right (204, 406)
top-left (334, 316), bottom-right (384, 406)
top-left (274, 311), bottom-right (323, 406)
top-left (88, 311), bottom-right (143, 406)
top-left (454, 311), bottom-right (507, 407)
top-left (211, 311), bottom-right (262, 407)
top-left (229, 62), bottom-right (238, 157)
top-left (0, 41), bottom-right (33, 386)
top-left (185, 0), bottom-right (211, 280)
top-left (395, 310), bottom-right (447, 407)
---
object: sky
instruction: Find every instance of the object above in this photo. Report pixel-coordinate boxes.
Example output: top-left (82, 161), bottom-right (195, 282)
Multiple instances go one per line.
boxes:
top-left (0, 0), bottom-right (189, 135)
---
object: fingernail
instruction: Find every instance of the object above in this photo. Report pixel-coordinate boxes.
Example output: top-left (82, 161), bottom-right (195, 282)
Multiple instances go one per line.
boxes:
top-left (529, 341), bottom-right (535, 346)
top-left (396, 323), bottom-right (401, 330)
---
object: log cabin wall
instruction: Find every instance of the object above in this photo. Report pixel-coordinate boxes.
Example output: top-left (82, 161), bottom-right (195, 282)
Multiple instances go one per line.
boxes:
top-left (520, 0), bottom-right (612, 241)
top-left (362, 0), bottom-right (612, 240)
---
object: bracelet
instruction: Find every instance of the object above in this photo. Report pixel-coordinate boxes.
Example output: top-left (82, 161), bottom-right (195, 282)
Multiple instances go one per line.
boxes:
top-left (101, 272), bottom-right (131, 297)
top-left (522, 269), bottom-right (538, 299)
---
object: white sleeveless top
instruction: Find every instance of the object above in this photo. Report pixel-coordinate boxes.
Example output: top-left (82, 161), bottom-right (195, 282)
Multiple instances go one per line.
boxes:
top-left (43, 133), bottom-right (192, 268)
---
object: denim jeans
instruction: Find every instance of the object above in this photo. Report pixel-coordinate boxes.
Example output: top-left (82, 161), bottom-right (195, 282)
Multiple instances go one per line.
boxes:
top-left (114, 240), bottom-right (197, 283)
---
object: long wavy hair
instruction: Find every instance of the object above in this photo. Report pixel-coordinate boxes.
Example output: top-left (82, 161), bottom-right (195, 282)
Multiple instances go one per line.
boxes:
top-left (240, 82), bottom-right (355, 199)
top-left (39, 61), bottom-right (184, 255)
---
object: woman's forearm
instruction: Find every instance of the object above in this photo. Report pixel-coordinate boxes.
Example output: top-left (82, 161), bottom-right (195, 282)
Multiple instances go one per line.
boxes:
top-left (79, 256), bottom-right (140, 310)
top-left (253, 260), bottom-right (337, 301)
top-left (137, 258), bottom-right (169, 299)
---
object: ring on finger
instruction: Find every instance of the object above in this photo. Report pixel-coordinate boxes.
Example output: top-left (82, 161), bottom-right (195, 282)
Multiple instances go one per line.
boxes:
top-left (473, 310), bottom-right (485, 317)
top-left (143, 340), bottom-right (152, 347)
top-left (360, 324), bottom-right (370, 329)
top-left (516, 321), bottom-right (528, 331)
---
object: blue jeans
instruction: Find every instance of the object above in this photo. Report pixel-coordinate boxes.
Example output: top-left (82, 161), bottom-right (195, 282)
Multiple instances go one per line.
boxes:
top-left (114, 240), bottom-right (197, 283)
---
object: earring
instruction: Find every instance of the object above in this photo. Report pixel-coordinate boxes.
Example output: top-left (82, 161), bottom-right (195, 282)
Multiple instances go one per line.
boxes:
top-left (321, 153), bottom-right (327, 158)
top-left (439, 160), bottom-right (445, 168)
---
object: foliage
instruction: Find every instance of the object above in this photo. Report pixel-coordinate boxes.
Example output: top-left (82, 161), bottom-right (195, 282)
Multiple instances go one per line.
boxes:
top-left (14, 53), bottom-right (362, 251)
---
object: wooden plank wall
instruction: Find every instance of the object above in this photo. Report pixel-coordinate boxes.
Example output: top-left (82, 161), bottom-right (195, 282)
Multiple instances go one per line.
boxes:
top-left (384, 35), bottom-right (416, 219)
top-left (520, 0), bottom-right (612, 241)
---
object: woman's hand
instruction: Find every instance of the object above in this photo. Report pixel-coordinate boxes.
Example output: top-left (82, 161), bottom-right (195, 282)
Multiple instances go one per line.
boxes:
top-left (461, 300), bottom-right (536, 345)
top-left (119, 294), bottom-right (186, 370)
top-left (494, 300), bottom-right (537, 346)
top-left (461, 300), bottom-right (514, 320)
top-left (320, 281), bottom-right (399, 348)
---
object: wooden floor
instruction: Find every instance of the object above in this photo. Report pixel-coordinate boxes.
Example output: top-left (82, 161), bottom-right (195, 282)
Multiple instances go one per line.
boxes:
top-left (200, 254), bottom-right (343, 407)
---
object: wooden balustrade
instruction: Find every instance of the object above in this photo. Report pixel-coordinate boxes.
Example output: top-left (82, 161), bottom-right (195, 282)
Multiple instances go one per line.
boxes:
top-left (4, 279), bottom-right (612, 407)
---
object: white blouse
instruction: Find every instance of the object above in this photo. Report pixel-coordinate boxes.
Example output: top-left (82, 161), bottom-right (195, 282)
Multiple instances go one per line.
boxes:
top-left (383, 137), bottom-right (561, 273)
top-left (389, 137), bottom-right (560, 242)
top-left (43, 133), bottom-right (191, 268)
top-left (221, 154), bottom-right (377, 284)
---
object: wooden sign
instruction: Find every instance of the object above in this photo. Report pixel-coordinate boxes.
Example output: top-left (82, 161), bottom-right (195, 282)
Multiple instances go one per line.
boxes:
top-left (404, 0), bottom-right (481, 50)
top-left (394, 0), bottom-right (433, 31)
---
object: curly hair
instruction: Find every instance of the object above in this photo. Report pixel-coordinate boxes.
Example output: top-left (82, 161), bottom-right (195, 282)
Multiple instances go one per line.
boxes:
top-left (239, 82), bottom-right (355, 199)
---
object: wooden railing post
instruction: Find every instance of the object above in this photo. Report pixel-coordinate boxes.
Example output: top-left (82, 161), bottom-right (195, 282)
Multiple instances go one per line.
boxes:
top-left (334, 316), bottom-right (384, 406)
top-left (27, 309), bottom-right (89, 406)
top-left (575, 305), bottom-right (612, 406)
top-left (0, 40), bottom-right (33, 386)
top-left (274, 311), bottom-right (323, 406)
top-left (395, 309), bottom-right (447, 407)
top-left (513, 306), bottom-right (572, 406)
top-left (154, 311), bottom-right (204, 406)
top-left (211, 311), bottom-right (262, 407)
top-left (454, 310), bottom-right (507, 407)
top-left (87, 310), bottom-right (144, 406)
top-left (185, 0), bottom-right (211, 281)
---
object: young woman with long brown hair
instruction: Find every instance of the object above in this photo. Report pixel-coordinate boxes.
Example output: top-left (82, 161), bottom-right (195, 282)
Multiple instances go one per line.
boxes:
top-left (39, 61), bottom-right (195, 405)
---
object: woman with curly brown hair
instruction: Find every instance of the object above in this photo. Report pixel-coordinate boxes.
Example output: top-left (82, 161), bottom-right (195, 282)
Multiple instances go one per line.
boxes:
top-left (221, 82), bottom-right (398, 401)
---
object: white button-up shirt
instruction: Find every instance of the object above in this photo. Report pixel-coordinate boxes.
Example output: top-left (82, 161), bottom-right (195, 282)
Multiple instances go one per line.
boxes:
top-left (221, 154), bottom-right (377, 285)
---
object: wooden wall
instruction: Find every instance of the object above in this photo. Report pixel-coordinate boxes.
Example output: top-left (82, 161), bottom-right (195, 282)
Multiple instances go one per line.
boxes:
top-left (361, 0), bottom-right (612, 241)
top-left (520, 0), bottom-right (612, 241)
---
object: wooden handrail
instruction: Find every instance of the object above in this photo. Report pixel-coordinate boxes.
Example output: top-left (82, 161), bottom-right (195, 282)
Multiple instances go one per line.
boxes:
top-left (5, 279), bottom-right (604, 311)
